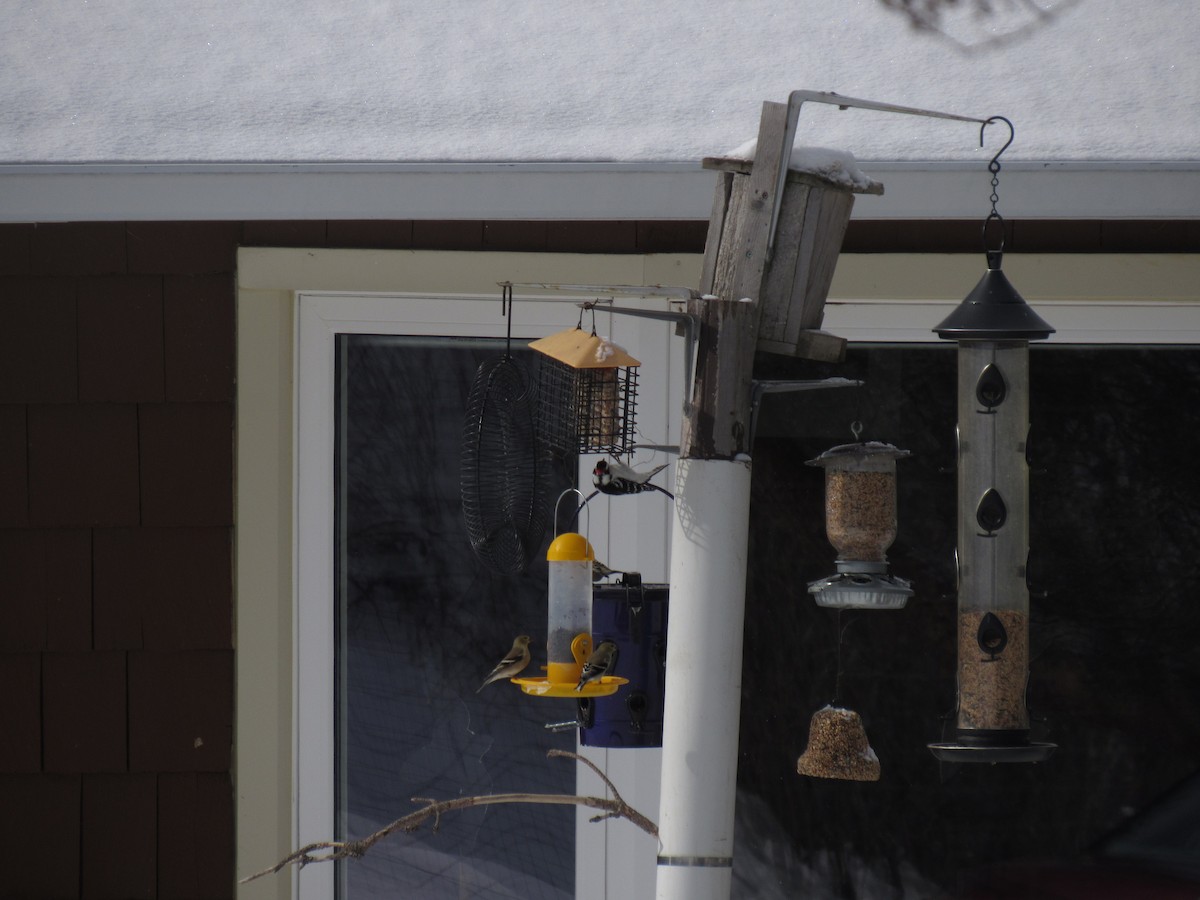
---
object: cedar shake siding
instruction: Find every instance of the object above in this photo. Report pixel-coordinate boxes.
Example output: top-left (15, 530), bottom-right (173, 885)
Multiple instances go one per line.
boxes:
top-left (0, 216), bottom-right (1193, 898)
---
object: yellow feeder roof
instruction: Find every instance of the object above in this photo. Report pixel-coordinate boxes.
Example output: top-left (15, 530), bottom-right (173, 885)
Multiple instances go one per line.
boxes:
top-left (547, 532), bottom-right (595, 561)
top-left (529, 327), bottom-right (641, 370)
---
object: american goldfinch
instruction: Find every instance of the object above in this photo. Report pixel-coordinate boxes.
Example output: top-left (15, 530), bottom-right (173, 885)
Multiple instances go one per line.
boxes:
top-left (477, 635), bottom-right (532, 692)
top-left (592, 559), bottom-right (623, 582)
top-left (575, 640), bottom-right (619, 691)
top-left (592, 459), bottom-right (673, 498)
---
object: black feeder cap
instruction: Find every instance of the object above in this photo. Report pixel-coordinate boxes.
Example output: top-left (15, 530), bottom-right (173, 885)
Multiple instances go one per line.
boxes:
top-left (934, 252), bottom-right (1055, 341)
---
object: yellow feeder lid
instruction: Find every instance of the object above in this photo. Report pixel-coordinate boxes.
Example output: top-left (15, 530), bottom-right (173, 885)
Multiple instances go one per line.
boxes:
top-left (529, 327), bottom-right (641, 370)
top-left (547, 532), bottom-right (595, 562)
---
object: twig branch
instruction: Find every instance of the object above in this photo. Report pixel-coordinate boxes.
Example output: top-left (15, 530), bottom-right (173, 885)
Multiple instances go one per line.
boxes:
top-left (239, 750), bottom-right (658, 884)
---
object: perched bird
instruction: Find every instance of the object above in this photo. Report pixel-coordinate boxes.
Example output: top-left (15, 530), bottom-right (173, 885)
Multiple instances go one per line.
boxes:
top-left (477, 635), bottom-right (532, 692)
top-left (592, 559), bottom-right (623, 582)
top-left (592, 459), bottom-right (673, 499)
top-left (575, 640), bottom-right (619, 691)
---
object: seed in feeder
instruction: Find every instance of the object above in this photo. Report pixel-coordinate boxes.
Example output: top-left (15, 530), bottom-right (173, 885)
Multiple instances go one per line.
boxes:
top-left (824, 469), bottom-right (897, 562)
top-left (956, 609), bottom-right (1029, 732)
top-left (796, 705), bottom-right (880, 782)
top-left (584, 368), bottom-right (619, 449)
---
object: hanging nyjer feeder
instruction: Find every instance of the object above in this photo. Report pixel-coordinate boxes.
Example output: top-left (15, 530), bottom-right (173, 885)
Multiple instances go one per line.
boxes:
top-left (928, 116), bottom-right (1056, 763)
top-left (529, 317), bottom-right (641, 458)
top-left (806, 423), bottom-right (914, 609)
top-left (513, 520), bottom-right (628, 698)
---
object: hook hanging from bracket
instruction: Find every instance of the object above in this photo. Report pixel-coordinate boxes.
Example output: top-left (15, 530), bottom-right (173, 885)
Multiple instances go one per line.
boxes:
top-left (979, 116), bottom-right (1015, 261)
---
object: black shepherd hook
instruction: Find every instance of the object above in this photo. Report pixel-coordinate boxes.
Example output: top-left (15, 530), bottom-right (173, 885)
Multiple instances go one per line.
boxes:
top-left (500, 282), bottom-right (514, 354)
top-left (979, 116), bottom-right (1014, 257)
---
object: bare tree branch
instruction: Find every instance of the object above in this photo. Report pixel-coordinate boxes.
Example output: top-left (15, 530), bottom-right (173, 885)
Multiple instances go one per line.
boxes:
top-left (878, 0), bottom-right (1081, 52)
top-left (239, 750), bottom-right (658, 885)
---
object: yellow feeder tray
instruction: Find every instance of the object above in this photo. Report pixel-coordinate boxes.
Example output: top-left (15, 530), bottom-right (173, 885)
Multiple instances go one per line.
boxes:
top-left (512, 674), bottom-right (628, 698)
top-left (514, 632), bottom-right (628, 698)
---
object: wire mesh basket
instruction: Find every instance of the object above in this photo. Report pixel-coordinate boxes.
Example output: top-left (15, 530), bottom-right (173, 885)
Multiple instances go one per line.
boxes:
top-left (538, 357), bottom-right (639, 457)
top-left (460, 353), bottom-right (553, 575)
top-left (530, 327), bottom-right (640, 458)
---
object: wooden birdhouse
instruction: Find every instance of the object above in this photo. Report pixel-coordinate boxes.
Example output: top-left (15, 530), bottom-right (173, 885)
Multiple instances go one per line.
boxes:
top-left (700, 102), bottom-right (884, 362)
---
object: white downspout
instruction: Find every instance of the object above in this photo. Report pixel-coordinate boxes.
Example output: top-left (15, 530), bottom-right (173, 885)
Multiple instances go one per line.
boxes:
top-left (656, 457), bottom-right (753, 900)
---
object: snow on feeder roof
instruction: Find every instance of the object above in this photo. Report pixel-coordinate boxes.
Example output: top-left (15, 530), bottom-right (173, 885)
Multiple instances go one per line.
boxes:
top-left (529, 327), bottom-right (641, 370)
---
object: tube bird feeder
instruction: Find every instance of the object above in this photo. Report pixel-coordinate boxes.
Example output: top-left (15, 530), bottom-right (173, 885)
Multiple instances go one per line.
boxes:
top-left (927, 121), bottom-right (1057, 761)
top-left (514, 531), bottom-right (628, 698)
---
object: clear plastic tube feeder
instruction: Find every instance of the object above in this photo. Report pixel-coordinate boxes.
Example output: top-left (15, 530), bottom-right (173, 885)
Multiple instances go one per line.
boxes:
top-left (514, 531), bottom-right (627, 698)
top-left (806, 435), bottom-right (914, 609)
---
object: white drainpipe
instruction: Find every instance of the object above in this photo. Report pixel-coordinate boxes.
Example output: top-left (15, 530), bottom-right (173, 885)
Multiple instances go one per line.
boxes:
top-left (656, 456), bottom-right (753, 900)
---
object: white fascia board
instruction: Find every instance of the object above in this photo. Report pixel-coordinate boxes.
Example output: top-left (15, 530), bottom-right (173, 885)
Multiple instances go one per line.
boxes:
top-left (0, 160), bottom-right (1197, 223)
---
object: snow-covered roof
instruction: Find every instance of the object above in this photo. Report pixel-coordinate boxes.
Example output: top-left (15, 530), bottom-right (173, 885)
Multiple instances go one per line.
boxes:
top-left (2, 0), bottom-right (1198, 221)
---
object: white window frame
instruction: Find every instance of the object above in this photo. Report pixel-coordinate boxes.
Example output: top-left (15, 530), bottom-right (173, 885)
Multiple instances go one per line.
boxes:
top-left (235, 249), bottom-right (1199, 900)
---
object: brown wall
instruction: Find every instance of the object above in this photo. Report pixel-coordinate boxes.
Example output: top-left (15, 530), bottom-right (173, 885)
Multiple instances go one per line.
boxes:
top-left (0, 215), bottom-right (1193, 899)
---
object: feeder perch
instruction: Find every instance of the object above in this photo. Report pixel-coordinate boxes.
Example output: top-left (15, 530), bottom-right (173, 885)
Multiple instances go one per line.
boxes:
top-left (796, 705), bottom-right (880, 782)
top-left (515, 531), bottom-right (628, 698)
top-left (806, 437), bottom-right (914, 609)
top-left (530, 327), bottom-right (640, 457)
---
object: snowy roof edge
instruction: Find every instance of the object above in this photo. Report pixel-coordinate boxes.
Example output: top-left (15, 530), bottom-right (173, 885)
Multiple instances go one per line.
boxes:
top-left (2, 160), bottom-right (1197, 222)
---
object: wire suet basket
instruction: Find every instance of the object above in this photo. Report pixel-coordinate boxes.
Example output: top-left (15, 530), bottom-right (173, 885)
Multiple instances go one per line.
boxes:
top-left (530, 326), bottom-right (640, 458)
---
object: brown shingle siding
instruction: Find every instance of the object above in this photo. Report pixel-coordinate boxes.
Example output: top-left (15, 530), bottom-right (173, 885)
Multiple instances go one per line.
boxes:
top-left (0, 653), bottom-right (41, 772)
top-left (127, 221), bottom-right (242, 275)
top-left (242, 219), bottom-right (328, 247)
top-left (93, 527), bottom-right (231, 651)
top-left (31, 222), bottom-right (127, 276)
top-left (138, 402), bottom-right (234, 526)
top-left (28, 404), bottom-right (140, 527)
top-left (0, 276), bottom-right (79, 404)
top-left (77, 275), bottom-right (166, 403)
top-left (0, 223), bottom-right (33, 275)
top-left (43, 651), bottom-right (127, 773)
top-left (0, 529), bottom-right (91, 651)
top-left (157, 774), bottom-right (234, 899)
top-left (163, 274), bottom-right (235, 402)
top-left (128, 650), bottom-right (233, 773)
top-left (0, 406), bottom-right (30, 527)
top-left (81, 773), bottom-right (157, 899)
top-left (328, 219), bottom-right (415, 248)
top-left (0, 774), bottom-right (81, 898)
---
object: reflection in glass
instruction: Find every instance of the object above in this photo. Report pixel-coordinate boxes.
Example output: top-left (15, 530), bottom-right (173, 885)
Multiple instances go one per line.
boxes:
top-left (335, 335), bottom-right (575, 899)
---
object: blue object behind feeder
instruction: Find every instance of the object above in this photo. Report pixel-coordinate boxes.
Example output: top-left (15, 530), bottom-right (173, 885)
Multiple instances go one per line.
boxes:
top-left (578, 579), bottom-right (668, 748)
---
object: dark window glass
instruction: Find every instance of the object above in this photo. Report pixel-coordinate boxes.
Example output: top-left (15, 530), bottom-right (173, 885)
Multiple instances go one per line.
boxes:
top-left (740, 344), bottom-right (1200, 898)
top-left (335, 334), bottom-right (575, 899)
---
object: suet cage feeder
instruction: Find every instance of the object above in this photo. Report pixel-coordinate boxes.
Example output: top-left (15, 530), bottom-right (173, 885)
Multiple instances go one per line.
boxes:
top-left (796, 705), bottom-right (880, 782)
top-left (529, 326), bottom-right (640, 457)
top-left (928, 195), bottom-right (1057, 763)
top-left (806, 436), bottom-right (914, 609)
top-left (514, 531), bottom-right (628, 698)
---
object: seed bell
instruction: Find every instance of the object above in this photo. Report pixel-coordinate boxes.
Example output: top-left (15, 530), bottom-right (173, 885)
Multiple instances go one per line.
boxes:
top-left (796, 705), bottom-right (880, 782)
